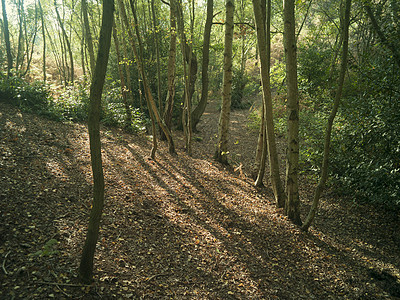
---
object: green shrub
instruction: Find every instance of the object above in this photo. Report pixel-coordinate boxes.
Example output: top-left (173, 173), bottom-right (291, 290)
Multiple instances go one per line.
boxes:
top-left (52, 81), bottom-right (90, 122)
top-left (0, 74), bottom-right (51, 113)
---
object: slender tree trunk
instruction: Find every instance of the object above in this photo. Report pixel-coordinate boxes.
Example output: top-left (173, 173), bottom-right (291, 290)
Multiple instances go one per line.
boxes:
top-left (2, 0), bottom-right (13, 77)
top-left (82, 0), bottom-right (96, 75)
top-left (191, 0), bottom-right (213, 131)
top-left (117, 0), bottom-right (158, 157)
top-left (253, 101), bottom-right (265, 179)
top-left (252, 0), bottom-right (286, 207)
top-left (112, 21), bottom-right (132, 127)
top-left (119, 0), bottom-right (175, 154)
top-left (162, 0), bottom-right (177, 141)
top-left (215, 0), bottom-right (234, 165)
top-left (78, 0), bottom-right (114, 284)
top-left (21, 1), bottom-right (38, 77)
top-left (176, 0), bottom-right (192, 155)
top-left (117, 13), bottom-right (134, 106)
top-left (302, 0), bottom-right (351, 231)
top-left (54, 0), bottom-right (74, 83)
top-left (364, 1), bottom-right (400, 69)
top-left (150, 0), bottom-right (162, 112)
top-left (284, 0), bottom-right (302, 225)
top-left (16, 0), bottom-right (25, 73)
top-left (38, 0), bottom-right (46, 82)
top-left (175, 0), bottom-right (197, 122)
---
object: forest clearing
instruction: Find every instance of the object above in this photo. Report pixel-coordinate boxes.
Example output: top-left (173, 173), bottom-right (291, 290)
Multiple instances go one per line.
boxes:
top-left (1, 100), bottom-right (399, 299)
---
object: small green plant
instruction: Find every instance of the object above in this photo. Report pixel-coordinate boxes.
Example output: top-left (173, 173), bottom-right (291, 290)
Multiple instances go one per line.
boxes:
top-left (31, 239), bottom-right (59, 257)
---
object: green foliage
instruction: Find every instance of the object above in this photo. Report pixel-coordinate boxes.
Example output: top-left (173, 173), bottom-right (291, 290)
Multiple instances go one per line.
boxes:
top-left (231, 69), bottom-right (260, 109)
top-left (0, 74), bottom-right (51, 113)
top-left (31, 239), bottom-right (59, 257)
top-left (298, 43), bottom-right (332, 99)
top-left (102, 84), bottom-right (146, 133)
top-left (330, 68), bottom-right (400, 207)
top-left (52, 80), bottom-right (91, 122)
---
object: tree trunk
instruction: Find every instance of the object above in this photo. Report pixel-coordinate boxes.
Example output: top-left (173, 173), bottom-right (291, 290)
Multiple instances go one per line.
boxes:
top-left (16, 0), bottom-right (25, 73)
top-left (191, 0), bottom-right (213, 131)
top-left (162, 0), bottom-right (177, 141)
top-left (78, 0), bottom-right (114, 284)
top-left (54, 0), bottom-right (74, 83)
top-left (124, 0), bottom-right (176, 154)
top-left (284, 0), bottom-right (302, 225)
top-left (112, 21), bottom-right (132, 128)
top-left (302, 0), bottom-right (351, 231)
top-left (215, 0), bottom-right (234, 165)
top-left (364, 1), bottom-right (400, 69)
top-left (38, 0), bottom-right (46, 82)
top-left (150, 0), bottom-right (162, 112)
top-left (252, 0), bottom-right (286, 207)
top-left (117, 13), bottom-right (134, 107)
top-left (82, 0), bottom-right (96, 75)
top-left (1, 0), bottom-right (13, 77)
top-left (176, 0), bottom-right (193, 155)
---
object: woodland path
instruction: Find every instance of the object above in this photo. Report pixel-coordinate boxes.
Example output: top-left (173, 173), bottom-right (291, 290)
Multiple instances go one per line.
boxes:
top-left (0, 100), bottom-right (400, 299)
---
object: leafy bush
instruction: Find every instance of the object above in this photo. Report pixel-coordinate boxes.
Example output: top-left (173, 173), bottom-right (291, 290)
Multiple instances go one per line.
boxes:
top-left (0, 74), bottom-right (51, 113)
top-left (52, 80), bottom-right (90, 122)
top-left (231, 69), bottom-right (259, 109)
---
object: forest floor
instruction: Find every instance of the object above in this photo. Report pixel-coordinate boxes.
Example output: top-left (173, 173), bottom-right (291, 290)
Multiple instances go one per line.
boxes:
top-left (1, 99), bottom-right (400, 299)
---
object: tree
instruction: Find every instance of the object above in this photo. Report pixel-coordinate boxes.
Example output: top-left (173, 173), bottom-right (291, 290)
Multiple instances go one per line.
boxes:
top-left (364, 0), bottom-right (400, 69)
top-left (176, 0), bottom-right (193, 155)
top-left (284, 0), bottom-right (302, 225)
top-left (252, 0), bottom-right (286, 208)
top-left (1, 0), bottom-right (13, 77)
top-left (162, 0), bottom-right (177, 141)
top-left (54, 0), bottom-right (74, 83)
top-left (112, 20), bottom-right (132, 128)
top-left (82, 0), bottom-right (96, 75)
top-left (191, 0), bottom-right (213, 131)
top-left (79, 0), bottom-right (114, 284)
top-left (215, 0), bottom-right (234, 164)
top-left (38, 0), bottom-right (46, 81)
top-left (128, 0), bottom-right (176, 155)
top-left (302, 0), bottom-right (351, 231)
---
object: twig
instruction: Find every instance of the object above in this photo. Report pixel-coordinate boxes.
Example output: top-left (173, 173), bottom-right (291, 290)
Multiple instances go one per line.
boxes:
top-left (2, 251), bottom-right (11, 275)
top-left (55, 283), bottom-right (72, 298)
top-left (145, 273), bottom-right (171, 282)
top-left (37, 281), bottom-right (89, 287)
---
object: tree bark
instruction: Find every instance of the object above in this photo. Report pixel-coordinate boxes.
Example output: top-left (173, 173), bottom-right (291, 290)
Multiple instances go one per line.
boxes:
top-left (54, 0), bottom-right (74, 83)
top-left (302, 0), bottom-right (351, 231)
top-left (126, 0), bottom-right (176, 154)
top-left (82, 0), bottom-right (96, 75)
top-left (252, 0), bottom-right (286, 207)
top-left (2, 0), bottom-right (13, 77)
top-left (150, 0), bottom-right (162, 112)
top-left (162, 0), bottom-right (177, 141)
top-left (191, 0), bottom-right (213, 131)
top-left (284, 0), bottom-right (302, 225)
top-left (78, 0), bottom-right (114, 284)
top-left (38, 0), bottom-right (46, 82)
top-left (176, 0), bottom-right (193, 155)
top-left (215, 0), bottom-right (234, 165)
top-left (112, 21), bottom-right (132, 128)
top-left (364, 1), bottom-right (400, 70)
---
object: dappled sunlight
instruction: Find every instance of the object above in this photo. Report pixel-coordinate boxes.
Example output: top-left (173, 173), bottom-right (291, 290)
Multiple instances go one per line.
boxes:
top-left (1, 102), bottom-right (399, 298)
